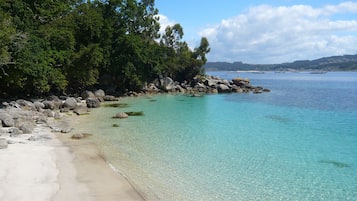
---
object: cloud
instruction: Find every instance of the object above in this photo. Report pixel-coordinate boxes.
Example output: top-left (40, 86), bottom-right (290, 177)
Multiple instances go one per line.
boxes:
top-left (199, 2), bottom-right (357, 63)
top-left (156, 14), bottom-right (176, 35)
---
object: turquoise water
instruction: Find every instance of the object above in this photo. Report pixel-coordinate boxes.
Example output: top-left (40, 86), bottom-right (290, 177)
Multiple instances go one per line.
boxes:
top-left (75, 72), bottom-right (357, 200)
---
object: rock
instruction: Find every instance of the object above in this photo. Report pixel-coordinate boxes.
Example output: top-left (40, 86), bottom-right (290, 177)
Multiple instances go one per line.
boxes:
top-left (60, 107), bottom-right (70, 113)
top-left (10, 128), bottom-right (23, 136)
top-left (35, 115), bottom-right (48, 124)
top-left (73, 106), bottom-right (90, 115)
top-left (103, 95), bottom-right (119, 101)
top-left (71, 133), bottom-right (84, 139)
top-left (94, 89), bottom-right (105, 98)
top-left (63, 97), bottom-right (77, 110)
top-left (263, 88), bottom-right (271, 92)
top-left (61, 127), bottom-right (73, 133)
top-left (42, 109), bottom-right (54, 117)
top-left (81, 90), bottom-right (95, 99)
top-left (33, 101), bottom-right (45, 111)
top-left (54, 112), bottom-right (61, 120)
top-left (43, 100), bottom-right (55, 110)
top-left (232, 86), bottom-right (243, 93)
top-left (28, 136), bottom-right (36, 141)
top-left (16, 99), bottom-right (36, 110)
top-left (0, 138), bottom-right (8, 149)
top-left (0, 112), bottom-right (15, 127)
top-left (113, 112), bottom-right (128, 119)
top-left (160, 77), bottom-right (175, 92)
top-left (18, 122), bottom-right (35, 134)
top-left (217, 84), bottom-right (231, 93)
top-left (86, 98), bottom-right (100, 108)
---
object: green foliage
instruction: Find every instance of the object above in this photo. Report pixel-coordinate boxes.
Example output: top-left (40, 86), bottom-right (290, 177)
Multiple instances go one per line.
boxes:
top-left (0, 0), bottom-right (210, 97)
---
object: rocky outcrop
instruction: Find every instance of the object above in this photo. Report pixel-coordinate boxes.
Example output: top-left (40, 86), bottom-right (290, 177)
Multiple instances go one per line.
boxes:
top-left (141, 75), bottom-right (270, 95)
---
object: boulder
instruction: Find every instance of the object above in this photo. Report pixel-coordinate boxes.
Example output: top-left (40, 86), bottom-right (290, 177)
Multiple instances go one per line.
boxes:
top-left (160, 77), bottom-right (175, 92)
top-left (43, 100), bottom-right (55, 110)
top-left (73, 106), bottom-right (90, 115)
top-left (113, 112), bottom-right (128, 119)
top-left (103, 95), bottom-right (119, 101)
top-left (81, 90), bottom-right (95, 99)
top-left (86, 98), bottom-right (100, 108)
top-left (63, 97), bottom-right (77, 110)
top-left (16, 99), bottom-right (36, 110)
top-left (0, 112), bottom-right (15, 127)
top-left (94, 89), bottom-right (105, 98)
top-left (217, 84), bottom-right (231, 93)
top-left (33, 101), bottom-right (45, 111)
top-left (17, 121), bottom-right (35, 134)
top-left (0, 138), bottom-right (8, 149)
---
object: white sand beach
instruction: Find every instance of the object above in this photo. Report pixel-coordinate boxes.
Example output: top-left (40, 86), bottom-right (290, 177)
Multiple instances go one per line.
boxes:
top-left (0, 119), bottom-right (144, 201)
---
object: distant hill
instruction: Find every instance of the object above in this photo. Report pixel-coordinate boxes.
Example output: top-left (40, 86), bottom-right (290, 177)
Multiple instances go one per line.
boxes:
top-left (204, 54), bottom-right (357, 71)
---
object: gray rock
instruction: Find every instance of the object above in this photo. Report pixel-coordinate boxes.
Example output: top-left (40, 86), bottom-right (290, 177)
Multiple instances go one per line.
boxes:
top-left (73, 106), bottom-right (90, 115)
top-left (35, 115), bottom-right (48, 124)
top-left (94, 89), bottom-right (105, 98)
top-left (43, 109), bottom-right (54, 117)
top-left (0, 138), bottom-right (8, 149)
top-left (71, 133), bottom-right (84, 139)
top-left (113, 112), bottom-right (128, 119)
top-left (28, 136), bottom-right (36, 141)
top-left (18, 122), bottom-right (35, 134)
top-left (81, 90), bottom-right (95, 99)
top-left (60, 107), bottom-right (70, 113)
top-left (16, 99), bottom-right (36, 110)
top-left (86, 98), bottom-right (100, 108)
top-left (33, 101), bottom-right (45, 111)
top-left (217, 84), bottom-right (231, 93)
top-left (63, 97), bottom-right (77, 110)
top-left (54, 112), bottom-right (61, 120)
top-left (0, 112), bottom-right (15, 127)
top-left (61, 127), bottom-right (73, 133)
top-left (10, 128), bottom-right (23, 136)
top-left (43, 100), bottom-right (55, 110)
top-left (103, 95), bottom-right (119, 101)
top-left (160, 77), bottom-right (175, 92)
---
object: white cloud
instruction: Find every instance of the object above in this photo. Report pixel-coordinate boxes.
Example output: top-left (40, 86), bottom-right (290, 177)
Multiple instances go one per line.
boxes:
top-left (199, 2), bottom-right (357, 63)
top-left (156, 14), bottom-right (176, 35)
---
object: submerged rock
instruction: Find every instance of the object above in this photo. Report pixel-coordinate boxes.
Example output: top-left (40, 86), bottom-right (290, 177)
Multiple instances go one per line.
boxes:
top-left (113, 112), bottom-right (128, 119)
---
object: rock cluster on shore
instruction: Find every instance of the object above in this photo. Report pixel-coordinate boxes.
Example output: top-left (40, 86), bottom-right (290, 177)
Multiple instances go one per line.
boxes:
top-left (0, 76), bottom-right (269, 149)
top-left (140, 75), bottom-right (270, 95)
top-left (0, 89), bottom-right (120, 148)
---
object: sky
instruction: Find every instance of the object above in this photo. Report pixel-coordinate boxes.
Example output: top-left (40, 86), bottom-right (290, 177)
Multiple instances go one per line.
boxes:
top-left (155, 0), bottom-right (357, 64)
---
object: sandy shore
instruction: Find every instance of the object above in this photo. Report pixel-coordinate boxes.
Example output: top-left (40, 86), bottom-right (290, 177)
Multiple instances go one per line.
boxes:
top-left (0, 116), bottom-right (144, 201)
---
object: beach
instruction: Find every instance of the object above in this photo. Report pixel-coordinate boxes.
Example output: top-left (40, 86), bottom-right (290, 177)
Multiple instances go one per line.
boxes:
top-left (0, 115), bottom-right (144, 201)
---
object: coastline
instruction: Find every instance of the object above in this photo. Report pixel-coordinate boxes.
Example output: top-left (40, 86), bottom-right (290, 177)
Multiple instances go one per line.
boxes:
top-left (56, 117), bottom-right (145, 201)
top-left (0, 113), bottom-right (144, 201)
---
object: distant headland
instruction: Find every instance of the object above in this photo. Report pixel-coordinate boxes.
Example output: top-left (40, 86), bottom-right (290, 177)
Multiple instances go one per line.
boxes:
top-left (204, 54), bottom-right (357, 71)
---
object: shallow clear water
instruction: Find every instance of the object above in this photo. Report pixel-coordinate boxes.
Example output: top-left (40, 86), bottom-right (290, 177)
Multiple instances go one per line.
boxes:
top-left (75, 72), bottom-right (357, 201)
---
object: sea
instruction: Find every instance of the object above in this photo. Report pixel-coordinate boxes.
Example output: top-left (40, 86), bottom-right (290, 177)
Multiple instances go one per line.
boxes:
top-left (74, 71), bottom-right (357, 201)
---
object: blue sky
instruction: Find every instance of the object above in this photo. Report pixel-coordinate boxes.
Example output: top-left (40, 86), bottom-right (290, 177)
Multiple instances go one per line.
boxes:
top-left (155, 0), bottom-right (357, 63)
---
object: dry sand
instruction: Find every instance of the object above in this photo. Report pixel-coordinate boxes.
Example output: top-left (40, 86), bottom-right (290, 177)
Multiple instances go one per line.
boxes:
top-left (0, 117), bottom-right (144, 201)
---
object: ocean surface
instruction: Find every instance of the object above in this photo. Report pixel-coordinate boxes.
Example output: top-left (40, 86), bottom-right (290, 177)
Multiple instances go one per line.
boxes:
top-left (75, 71), bottom-right (357, 201)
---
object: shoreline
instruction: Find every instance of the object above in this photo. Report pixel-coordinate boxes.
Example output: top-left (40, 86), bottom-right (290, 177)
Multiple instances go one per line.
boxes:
top-left (56, 117), bottom-right (146, 201)
top-left (0, 113), bottom-right (144, 201)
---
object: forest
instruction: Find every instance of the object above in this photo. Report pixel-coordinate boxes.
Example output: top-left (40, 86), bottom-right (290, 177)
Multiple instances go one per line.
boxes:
top-left (0, 0), bottom-right (210, 98)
